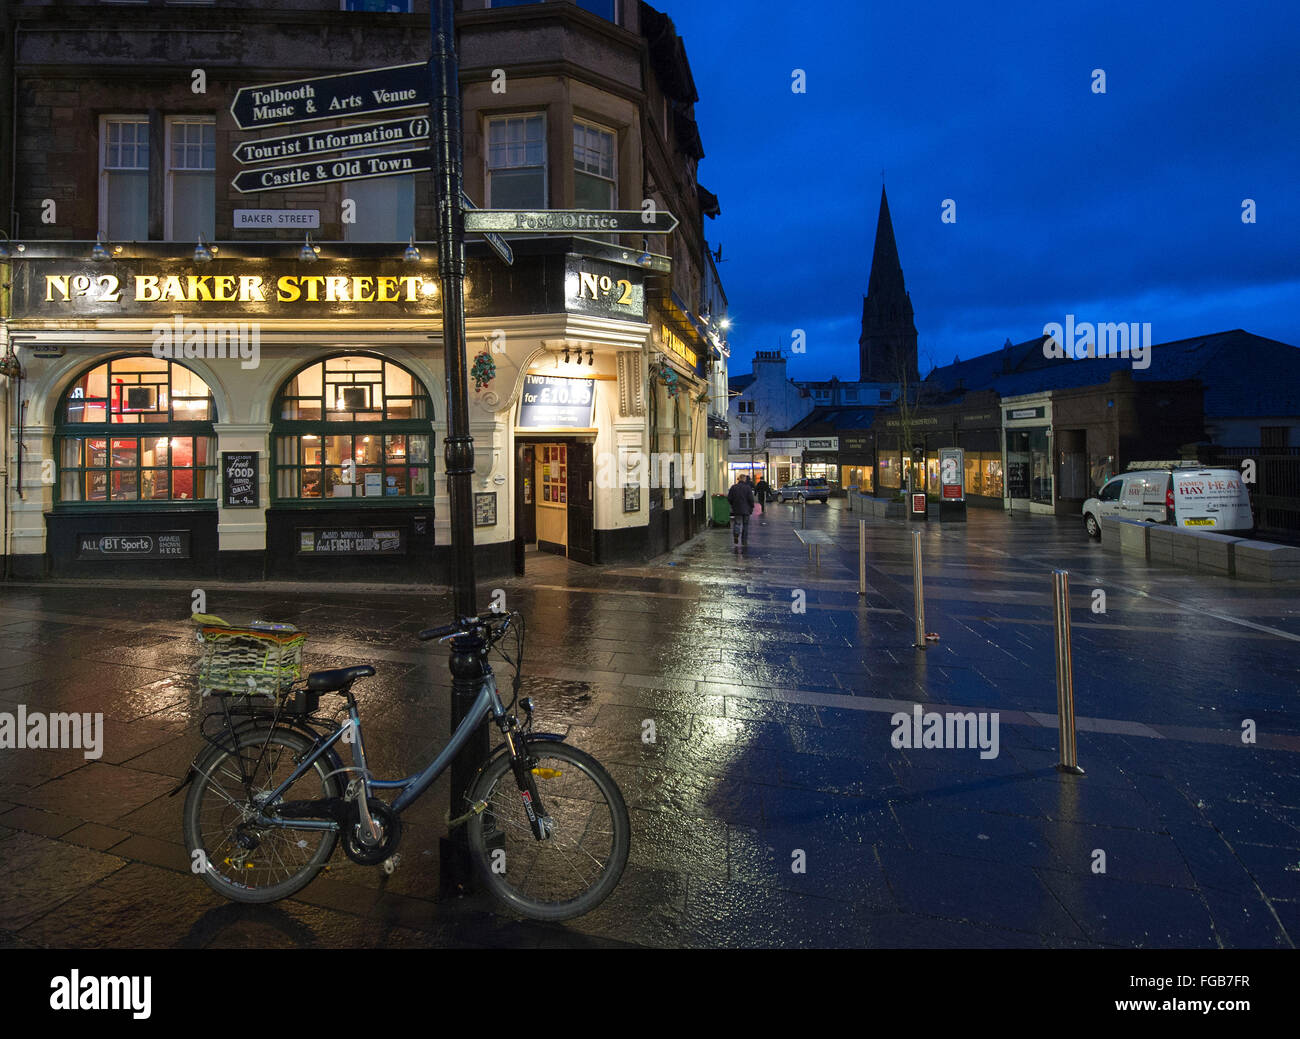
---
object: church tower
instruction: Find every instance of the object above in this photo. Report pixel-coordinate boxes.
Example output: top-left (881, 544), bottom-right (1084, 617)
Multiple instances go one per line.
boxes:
top-left (858, 185), bottom-right (919, 383)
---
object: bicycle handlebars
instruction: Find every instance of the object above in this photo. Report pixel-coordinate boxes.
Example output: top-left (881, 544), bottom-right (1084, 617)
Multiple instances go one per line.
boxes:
top-left (417, 611), bottom-right (513, 644)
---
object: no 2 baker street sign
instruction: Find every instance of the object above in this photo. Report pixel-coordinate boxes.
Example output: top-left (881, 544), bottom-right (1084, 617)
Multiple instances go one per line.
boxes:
top-left (230, 63), bottom-right (428, 131)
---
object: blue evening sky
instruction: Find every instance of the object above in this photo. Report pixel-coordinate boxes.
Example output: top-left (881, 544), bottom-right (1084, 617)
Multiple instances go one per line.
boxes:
top-left (665, 0), bottom-right (1300, 381)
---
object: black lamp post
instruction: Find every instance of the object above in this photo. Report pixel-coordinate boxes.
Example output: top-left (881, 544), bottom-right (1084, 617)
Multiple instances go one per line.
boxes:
top-left (430, 0), bottom-right (485, 893)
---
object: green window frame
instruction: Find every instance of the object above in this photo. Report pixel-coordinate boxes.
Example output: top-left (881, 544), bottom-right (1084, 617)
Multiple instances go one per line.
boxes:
top-left (54, 356), bottom-right (218, 506)
top-left (272, 354), bottom-right (434, 503)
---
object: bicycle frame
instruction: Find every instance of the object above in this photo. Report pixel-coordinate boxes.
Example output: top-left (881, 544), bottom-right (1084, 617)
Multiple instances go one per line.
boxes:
top-left (248, 669), bottom-right (508, 832)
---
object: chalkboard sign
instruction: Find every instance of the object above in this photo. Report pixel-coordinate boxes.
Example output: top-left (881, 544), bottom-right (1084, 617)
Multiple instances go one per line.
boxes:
top-left (223, 452), bottom-right (259, 508)
top-left (1007, 461), bottom-right (1030, 498)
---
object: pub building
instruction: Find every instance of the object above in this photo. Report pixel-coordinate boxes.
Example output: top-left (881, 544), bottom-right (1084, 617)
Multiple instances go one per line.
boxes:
top-left (0, 235), bottom-right (711, 582)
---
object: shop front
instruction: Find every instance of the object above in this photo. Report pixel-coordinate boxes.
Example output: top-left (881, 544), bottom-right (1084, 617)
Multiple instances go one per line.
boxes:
top-left (1002, 394), bottom-right (1054, 514)
top-left (875, 395), bottom-right (1003, 506)
top-left (1, 238), bottom-right (662, 581)
top-left (840, 433), bottom-right (874, 494)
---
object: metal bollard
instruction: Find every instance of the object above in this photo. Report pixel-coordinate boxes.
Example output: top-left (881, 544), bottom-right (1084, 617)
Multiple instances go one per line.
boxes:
top-left (1051, 569), bottom-right (1085, 774)
top-left (801, 497), bottom-right (807, 529)
top-left (858, 519), bottom-right (867, 596)
top-left (911, 529), bottom-right (926, 648)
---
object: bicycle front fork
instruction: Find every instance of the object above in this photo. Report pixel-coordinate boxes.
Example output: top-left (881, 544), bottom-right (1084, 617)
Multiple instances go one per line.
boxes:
top-left (499, 721), bottom-right (553, 841)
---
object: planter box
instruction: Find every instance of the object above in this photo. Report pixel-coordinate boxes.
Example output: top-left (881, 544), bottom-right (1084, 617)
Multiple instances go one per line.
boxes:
top-left (1146, 525), bottom-right (1178, 564)
top-left (1186, 530), bottom-right (1243, 575)
top-left (1118, 519), bottom-right (1151, 559)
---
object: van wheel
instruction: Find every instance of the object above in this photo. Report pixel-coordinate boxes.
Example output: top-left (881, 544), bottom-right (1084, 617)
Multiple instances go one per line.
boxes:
top-left (1084, 514), bottom-right (1100, 539)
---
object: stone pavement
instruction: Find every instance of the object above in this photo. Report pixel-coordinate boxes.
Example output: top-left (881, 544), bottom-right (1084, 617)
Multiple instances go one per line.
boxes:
top-left (1, 499), bottom-right (1298, 948)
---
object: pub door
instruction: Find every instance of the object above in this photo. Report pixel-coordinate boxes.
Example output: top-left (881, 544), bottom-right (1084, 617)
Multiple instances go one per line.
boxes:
top-left (566, 443), bottom-right (595, 565)
top-left (515, 443), bottom-right (537, 574)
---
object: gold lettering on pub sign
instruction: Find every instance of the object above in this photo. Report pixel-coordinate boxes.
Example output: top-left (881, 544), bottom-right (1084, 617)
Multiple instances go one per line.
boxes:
top-left (43, 273), bottom-right (435, 306)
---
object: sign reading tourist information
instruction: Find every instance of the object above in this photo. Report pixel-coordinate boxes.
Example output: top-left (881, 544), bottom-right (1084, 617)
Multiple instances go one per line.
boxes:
top-left (516, 375), bottom-right (596, 429)
top-left (297, 527), bottom-right (406, 555)
top-left (464, 210), bottom-right (679, 235)
top-left (76, 531), bottom-right (191, 560)
top-left (222, 452), bottom-right (259, 508)
top-left (232, 116), bottom-right (431, 165)
top-left (230, 63), bottom-right (428, 130)
top-left (233, 148), bottom-right (432, 193)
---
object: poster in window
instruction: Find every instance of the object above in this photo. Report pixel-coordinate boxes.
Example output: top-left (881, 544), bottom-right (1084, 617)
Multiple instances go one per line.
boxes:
top-left (559, 487), bottom-right (567, 504)
top-left (544, 485), bottom-right (551, 503)
top-left (474, 492), bottom-right (497, 527)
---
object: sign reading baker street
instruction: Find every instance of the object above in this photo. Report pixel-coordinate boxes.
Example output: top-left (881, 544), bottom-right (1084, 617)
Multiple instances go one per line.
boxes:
top-left (233, 148), bottom-right (432, 194)
top-left (465, 209), bottom-right (679, 235)
top-left (233, 116), bottom-right (431, 165)
top-left (230, 63), bottom-right (428, 130)
top-left (76, 531), bottom-right (191, 560)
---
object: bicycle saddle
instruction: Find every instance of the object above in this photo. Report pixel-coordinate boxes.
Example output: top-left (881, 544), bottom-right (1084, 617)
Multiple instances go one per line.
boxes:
top-left (305, 665), bottom-right (375, 692)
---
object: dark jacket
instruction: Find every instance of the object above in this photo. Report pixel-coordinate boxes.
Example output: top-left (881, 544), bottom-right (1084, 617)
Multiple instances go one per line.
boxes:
top-left (727, 481), bottom-right (756, 516)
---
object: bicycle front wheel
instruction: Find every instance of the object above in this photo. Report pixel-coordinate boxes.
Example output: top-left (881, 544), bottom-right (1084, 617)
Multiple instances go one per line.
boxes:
top-left (466, 740), bottom-right (629, 922)
top-left (183, 725), bottom-right (341, 904)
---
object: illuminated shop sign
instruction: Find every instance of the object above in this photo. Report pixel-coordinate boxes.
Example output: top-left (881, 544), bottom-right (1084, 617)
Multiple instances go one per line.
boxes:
top-left (660, 325), bottom-right (697, 369)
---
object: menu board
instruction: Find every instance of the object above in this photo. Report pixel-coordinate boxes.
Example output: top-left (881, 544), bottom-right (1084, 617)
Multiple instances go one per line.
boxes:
top-left (76, 531), bottom-right (191, 559)
top-left (474, 492), bottom-right (497, 527)
top-left (517, 375), bottom-right (595, 429)
top-left (222, 452), bottom-right (259, 508)
top-left (1007, 461), bottom-right (1030, 498)
top-left (297, 527), bottom-right (405, 555)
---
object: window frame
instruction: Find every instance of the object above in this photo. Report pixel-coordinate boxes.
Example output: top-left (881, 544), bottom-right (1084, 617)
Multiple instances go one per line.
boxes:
top-left (573, 117), bottom-right (617, 210)
top-left (272, 353), bottom-right (436, 505)
top-left (54, 356), bottom-right (218, 509)
top-left (164, 115), bottom-right (216, 241)
top-left (99, 114), bottom-right (150, 240)
top-left (484, 111), bottom-right (548, 210)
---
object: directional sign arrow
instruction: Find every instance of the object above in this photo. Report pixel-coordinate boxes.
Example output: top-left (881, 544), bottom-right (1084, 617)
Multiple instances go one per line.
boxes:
top-left (233, 114), bottom-right (431, 165)
top-left (463, 209), bottom-right (679, 235)
top-left (230, 62), bottom-right (429, 131)
top-left (459, 191), bottom-right (513, 267)
top-left (232, 148), bottom-right (432, 194)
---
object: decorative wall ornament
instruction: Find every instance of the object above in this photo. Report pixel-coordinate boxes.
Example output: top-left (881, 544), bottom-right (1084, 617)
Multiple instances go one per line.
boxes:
top-left (617, 350), bottom-right (645, 416)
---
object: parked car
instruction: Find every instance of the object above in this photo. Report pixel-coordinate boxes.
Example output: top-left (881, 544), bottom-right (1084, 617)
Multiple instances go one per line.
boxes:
top-left (778, 477), bottom-right (830, 503)
top-left (1082, 467), bottom-right (1253, 538)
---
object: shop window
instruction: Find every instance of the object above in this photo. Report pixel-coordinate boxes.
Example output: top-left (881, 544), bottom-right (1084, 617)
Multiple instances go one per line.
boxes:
top-left (486, 114), bottom-right (546, 209)
top-left (877, 452), bottom-right (900, 491)
top-left (56, 357), bottom-right (217, 504)
top-left (273, 355), bottom-right (433, 501)
top-left (100, 116), bottom-right (149, 240)
top-left (166, 117), bottom-right (215, 241)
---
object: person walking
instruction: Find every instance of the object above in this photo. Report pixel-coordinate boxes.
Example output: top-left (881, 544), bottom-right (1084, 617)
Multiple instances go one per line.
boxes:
top-left (727, 474), bottom-right (756, 547)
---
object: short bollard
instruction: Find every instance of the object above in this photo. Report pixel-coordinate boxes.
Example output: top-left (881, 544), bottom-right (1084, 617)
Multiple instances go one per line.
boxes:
top-left (801, 497), bottom-right (807, 529)
top-left (911, 529), bottom-right (926, 648)
top-left (858, 519), bottom-right (867, 596)
top-left (1052, 569), bottom-right (1085, 775)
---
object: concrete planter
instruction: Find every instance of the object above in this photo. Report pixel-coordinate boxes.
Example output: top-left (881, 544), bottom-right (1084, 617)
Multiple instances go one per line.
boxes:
top-left (1234, 540), bottom-right (1300, 582)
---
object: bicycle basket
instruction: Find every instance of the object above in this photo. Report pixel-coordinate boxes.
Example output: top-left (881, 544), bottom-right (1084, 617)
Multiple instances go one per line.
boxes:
top-left (192, 614), bottom-right (305, 698)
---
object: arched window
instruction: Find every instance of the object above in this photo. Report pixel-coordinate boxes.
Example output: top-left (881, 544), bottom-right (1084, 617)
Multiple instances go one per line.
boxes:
top-left (272, 354), bottom-right (434, 501)
top-left (56, 356), bottom-right (217, 504)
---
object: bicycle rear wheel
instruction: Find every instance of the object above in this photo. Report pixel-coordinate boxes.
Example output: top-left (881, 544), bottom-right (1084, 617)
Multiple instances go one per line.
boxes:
top-left (466, 740), bottom-right (629, 922)
top-left (183, 725), bottom-right (341, 904)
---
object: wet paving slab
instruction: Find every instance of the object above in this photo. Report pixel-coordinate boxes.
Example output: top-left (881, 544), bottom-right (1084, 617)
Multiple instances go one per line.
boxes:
top-left (0, 503), bottom-right (1298, 947)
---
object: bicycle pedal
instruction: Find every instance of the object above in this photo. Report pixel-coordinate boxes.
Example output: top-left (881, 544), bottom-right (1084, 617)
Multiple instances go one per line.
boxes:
top-left (382, 854), bottom-right (401, 875)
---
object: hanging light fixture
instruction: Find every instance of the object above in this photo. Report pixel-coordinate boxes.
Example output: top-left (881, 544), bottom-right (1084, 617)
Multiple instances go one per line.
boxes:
top-left (585, 348), bottom-right (594, 366)
top-left (636, 236), bottom-right (653, 267)
top-left (563, 346), bottom-right (571, 364)
top-left (91, 233), bottom-right (112, 262)
top-left (403, 233), bottom-right (421, 262)
top-left (299, 232), bottom-right (320, 262)
top-left (193, 233), bottom-right (213, 263)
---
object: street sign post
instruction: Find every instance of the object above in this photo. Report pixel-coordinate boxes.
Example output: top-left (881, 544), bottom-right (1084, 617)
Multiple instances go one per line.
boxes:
top-left (233, 114), bottom-right (431, 165)
top-left (463, 209), bottom-right (678, 235)
top-left (230, 62), bottom-right (428, 130)
top-left (232, 147), bottom-right (432, 193)
top-left (459, 192), bottom-right (513, 266)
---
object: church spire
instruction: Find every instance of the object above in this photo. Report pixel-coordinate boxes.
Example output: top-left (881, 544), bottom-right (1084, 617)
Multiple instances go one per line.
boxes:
top-left (859, 183), bottom-right (918, 383)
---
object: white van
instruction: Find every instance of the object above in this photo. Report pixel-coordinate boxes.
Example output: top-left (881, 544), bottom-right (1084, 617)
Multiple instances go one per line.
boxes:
top-left (1082, 467), bottom-right (1253, 538)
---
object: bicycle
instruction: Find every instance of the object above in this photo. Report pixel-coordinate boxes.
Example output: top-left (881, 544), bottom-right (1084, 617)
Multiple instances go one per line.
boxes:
top-left (175, 610), bottom-right (629, 922)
